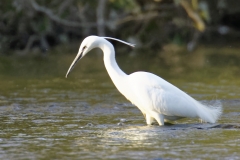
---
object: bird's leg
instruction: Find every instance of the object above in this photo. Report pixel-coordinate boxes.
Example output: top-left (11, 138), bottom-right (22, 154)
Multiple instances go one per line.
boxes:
top-left (146, 114), bottom-right (154, 125)
top-left (149, 112), bottom-right (165, 126)
top-left (155, 114), bottom-right (165, 126)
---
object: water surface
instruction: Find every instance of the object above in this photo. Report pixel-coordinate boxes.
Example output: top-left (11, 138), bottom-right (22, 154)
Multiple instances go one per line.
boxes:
top-left (0, 47), bottom-right (240, 159)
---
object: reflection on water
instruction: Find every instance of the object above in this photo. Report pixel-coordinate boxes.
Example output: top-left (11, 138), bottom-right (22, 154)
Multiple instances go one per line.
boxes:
top-left (0, 47), bottom-right (240, 159)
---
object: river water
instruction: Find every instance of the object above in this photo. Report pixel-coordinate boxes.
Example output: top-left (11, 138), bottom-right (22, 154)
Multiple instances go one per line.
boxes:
top-left (0, 46), bottom-right (240, 159)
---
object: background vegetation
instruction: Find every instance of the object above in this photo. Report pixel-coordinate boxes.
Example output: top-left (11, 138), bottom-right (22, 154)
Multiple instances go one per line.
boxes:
top-left (1, 0), bottom-right (240, 55)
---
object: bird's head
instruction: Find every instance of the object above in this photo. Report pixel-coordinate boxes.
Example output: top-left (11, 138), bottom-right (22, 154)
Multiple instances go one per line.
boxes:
top-left (66, 35), bottom-right (135, 78)
top-left (65, 36), bottom-right (101, 78)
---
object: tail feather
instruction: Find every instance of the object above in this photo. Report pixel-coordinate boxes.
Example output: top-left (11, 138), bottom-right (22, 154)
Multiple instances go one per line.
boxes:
top-left (196, 100), bottom-right (222, 123)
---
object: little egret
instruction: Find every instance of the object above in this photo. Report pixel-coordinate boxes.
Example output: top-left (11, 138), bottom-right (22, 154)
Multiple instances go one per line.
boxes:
top-left (66, 36), bottom-right (222, 126)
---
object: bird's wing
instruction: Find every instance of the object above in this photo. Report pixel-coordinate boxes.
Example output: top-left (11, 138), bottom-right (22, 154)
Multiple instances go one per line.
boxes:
top-left (128, 72), bottom-right (199, 118)
top-left (150, 85), bottom-right (198, 118)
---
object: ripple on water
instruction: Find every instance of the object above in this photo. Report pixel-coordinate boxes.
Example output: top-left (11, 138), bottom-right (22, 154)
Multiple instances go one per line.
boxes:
top-left (0, 84), bottom-right (240, 159)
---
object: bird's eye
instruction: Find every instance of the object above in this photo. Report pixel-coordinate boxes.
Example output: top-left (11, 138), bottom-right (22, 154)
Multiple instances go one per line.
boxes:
top-left (82, 46), bottom-right (87, 51)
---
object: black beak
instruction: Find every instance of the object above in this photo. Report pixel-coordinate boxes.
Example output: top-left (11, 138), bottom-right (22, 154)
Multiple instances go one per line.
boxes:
top-left (65, 52), bottom-right (83, 78)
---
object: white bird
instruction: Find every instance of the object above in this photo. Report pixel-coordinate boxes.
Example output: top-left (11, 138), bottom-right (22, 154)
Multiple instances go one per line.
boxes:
top-left (66, 36), bottom-right (222, 126)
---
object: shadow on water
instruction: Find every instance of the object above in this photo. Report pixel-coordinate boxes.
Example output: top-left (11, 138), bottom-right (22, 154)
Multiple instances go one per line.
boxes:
top-left (0, 46), bottom-right (240, 159)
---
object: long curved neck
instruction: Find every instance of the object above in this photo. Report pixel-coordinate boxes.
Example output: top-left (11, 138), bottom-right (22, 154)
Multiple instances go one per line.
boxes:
top-left (99, 40), bottom-right (127, 87)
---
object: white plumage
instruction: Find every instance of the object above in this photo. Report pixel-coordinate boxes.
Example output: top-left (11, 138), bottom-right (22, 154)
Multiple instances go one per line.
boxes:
top-left (66, 36), bottom-right (222, 126)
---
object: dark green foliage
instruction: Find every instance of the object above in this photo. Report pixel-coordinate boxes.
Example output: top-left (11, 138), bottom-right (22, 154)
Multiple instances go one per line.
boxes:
top-left (0, 0), bottom-right (240, 54)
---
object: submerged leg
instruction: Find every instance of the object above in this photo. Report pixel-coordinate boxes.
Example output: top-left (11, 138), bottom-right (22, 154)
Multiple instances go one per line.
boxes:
top-left (199, 119), bottom-right (206, 123)
top-left (146, 114), bottom-right (154, 125)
